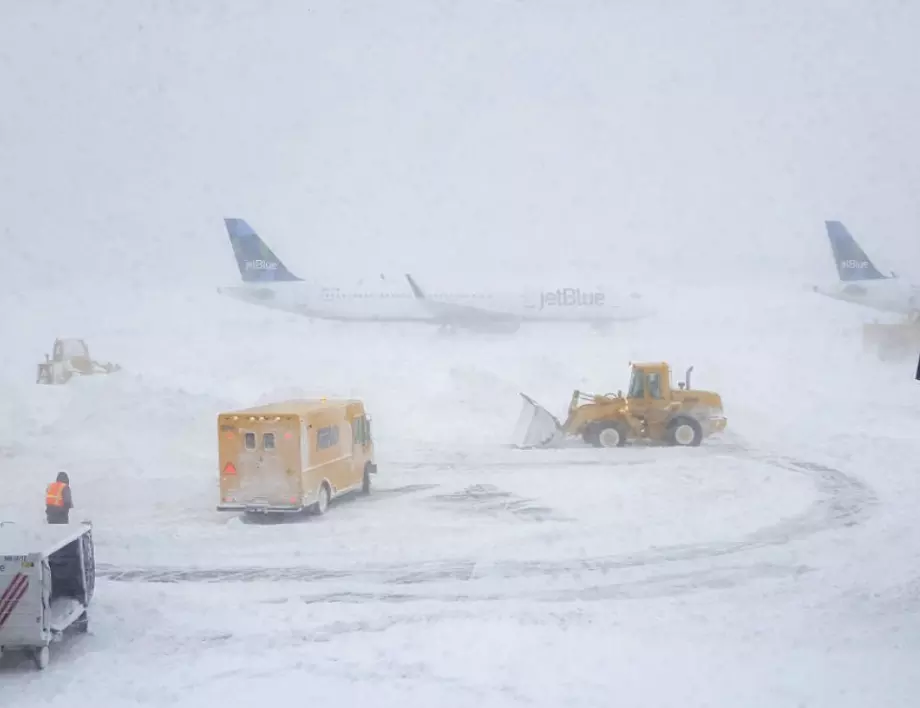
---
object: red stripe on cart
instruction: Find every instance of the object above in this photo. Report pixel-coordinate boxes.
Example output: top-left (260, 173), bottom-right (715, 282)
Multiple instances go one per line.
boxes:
top-left (0, 573), bottom-right (30, 629)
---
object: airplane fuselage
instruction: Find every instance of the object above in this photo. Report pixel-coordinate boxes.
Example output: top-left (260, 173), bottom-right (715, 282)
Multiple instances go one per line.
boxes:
top-left (813, 278), bottom-right (920, 317)
top-left (217, 281), bottom-right (650, 323)
top-left (217, 217), bottom-right (652, 329)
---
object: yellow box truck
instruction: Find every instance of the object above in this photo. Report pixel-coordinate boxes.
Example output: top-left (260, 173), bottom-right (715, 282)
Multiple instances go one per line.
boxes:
top-left (216, 398), bottom-right (377, 516)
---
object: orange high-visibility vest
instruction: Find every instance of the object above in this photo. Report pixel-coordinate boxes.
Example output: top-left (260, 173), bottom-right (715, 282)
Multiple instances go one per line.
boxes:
top-left (46, 482), bottom-right (66, 507)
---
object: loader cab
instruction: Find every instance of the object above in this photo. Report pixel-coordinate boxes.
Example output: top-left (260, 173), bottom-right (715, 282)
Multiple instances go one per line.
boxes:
top-left (627, 363), bottom-right (670, 402)
top-left (624, 363), bottom-right (680, 435)
top-left (627, 368), bottom-right (644, 398)
top-left (52, 339), bottom-right (95, 374)
top-left (52, 338), bottom-right (89, 363)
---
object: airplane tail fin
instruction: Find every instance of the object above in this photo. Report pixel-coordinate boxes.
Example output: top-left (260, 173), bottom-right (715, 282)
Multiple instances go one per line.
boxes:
top-left (224, 218), bottom-right (303, 282)
top-left (825, 220), bottom-right (889, 282)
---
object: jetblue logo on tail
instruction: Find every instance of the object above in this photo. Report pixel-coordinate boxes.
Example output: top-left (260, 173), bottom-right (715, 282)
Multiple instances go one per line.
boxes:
top-left (825, 220), bottom-right (888, 282)
top-left (245, 260), bottom-right (279, 272)
top-left (224, 218), bottom-right (303, 283)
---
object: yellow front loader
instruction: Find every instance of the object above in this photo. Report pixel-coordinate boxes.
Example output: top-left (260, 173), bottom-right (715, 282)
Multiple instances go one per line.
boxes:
top-left (513, 362), bottom-right (727, 449)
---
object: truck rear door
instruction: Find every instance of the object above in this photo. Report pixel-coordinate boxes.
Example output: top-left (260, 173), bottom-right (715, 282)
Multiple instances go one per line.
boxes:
top-left (236, 421), bottom-right (302, 510)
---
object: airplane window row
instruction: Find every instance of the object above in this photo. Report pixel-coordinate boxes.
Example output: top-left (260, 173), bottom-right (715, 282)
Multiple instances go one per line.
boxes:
top-left (322, 292), bottom-right (493, 300)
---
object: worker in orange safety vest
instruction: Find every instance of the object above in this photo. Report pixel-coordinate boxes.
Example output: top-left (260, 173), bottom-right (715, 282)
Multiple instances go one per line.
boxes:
top-left (45, 471), bottom-right (73, 524)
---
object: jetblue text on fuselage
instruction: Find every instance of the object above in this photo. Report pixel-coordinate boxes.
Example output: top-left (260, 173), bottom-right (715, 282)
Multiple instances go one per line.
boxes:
top-left (840, 259), bottom-right (870, 270)
top-left (539, 288), bottom-right (605, 309)
top-left (245, 260), bottom-right (279, 271)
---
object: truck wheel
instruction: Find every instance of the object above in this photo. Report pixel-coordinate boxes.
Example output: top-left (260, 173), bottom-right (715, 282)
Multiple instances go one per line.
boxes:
top-left (668, 417), bottom-right (702, 447)
top-left (361, 464), bottom-right (372, 495)
top-left (595, 422), bottom-right (627, 448)
top-left (313, 483), bottom-right (330, 515)
top-left (33, 645), bottom-right (50, 670)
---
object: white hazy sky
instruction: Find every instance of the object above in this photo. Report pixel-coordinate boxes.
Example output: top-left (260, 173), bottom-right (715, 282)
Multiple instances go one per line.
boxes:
top-left (1, 0), bottom-right (918, 292)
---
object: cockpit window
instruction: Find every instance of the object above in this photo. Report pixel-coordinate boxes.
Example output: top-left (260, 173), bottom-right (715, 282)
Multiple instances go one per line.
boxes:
top-left (627, 370), bottom-right (645, 398)
top-left (647, 372), bottom-right (663, 399)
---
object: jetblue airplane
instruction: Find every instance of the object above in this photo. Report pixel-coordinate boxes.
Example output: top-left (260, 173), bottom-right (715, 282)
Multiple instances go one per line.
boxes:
top-left (812, 220), bottom-right (920, 321)
top-left (216, 218), bottom-right (653, 332)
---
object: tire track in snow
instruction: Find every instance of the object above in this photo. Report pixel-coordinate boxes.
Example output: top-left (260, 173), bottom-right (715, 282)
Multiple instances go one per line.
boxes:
top-left (287, 561), bottom-right (813, 605)
top-left (96, 445), bottom-right (876, 587)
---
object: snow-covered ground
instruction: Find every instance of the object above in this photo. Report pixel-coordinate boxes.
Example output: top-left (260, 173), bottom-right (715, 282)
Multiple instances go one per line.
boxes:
top-left (3, 0), bottom-right (920, 705)
top-left (2, 280), bottom-right (920, 706)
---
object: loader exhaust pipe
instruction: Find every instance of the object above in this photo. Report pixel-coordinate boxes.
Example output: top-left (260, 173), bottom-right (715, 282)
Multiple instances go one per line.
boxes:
top-left (685, 366), bottom-right (693, 390)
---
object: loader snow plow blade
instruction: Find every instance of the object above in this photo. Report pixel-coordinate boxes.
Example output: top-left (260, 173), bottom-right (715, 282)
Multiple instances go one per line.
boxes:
top-left (512, 393), bottom-right (566, 448)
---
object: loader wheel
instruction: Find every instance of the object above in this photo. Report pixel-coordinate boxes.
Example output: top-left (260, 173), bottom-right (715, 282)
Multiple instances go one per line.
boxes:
top-left (594, 422), bottom-right (628, 448)
top-left (667, 417), bottom-right (702, 447)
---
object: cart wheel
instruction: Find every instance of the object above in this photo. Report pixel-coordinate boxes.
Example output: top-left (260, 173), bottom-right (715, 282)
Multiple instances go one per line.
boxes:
top-left (33, 645), bottom-right (50, 670)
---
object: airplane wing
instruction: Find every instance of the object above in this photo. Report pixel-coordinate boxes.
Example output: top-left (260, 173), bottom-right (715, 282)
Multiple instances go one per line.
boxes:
top-left (405, 274), bottom-right (522, 333)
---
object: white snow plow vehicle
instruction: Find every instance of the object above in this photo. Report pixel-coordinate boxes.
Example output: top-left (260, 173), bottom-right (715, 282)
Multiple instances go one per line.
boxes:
top-left (513, 362), bottom-right (727, 449)
top-left (0, 521), bottom-right (95, 670)
top-left (36, 338), bottom-right (121, 385)
top-left (862, 318), bottom-right (920, 362)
